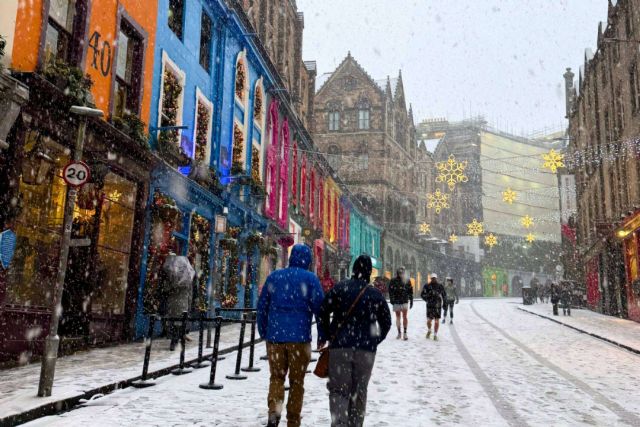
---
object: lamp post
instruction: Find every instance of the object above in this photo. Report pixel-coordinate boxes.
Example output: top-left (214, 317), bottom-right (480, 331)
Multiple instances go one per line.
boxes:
top-left (206, 208), bottom-right (228, 348)
top-left (38, 105), bottom-right (103, 397)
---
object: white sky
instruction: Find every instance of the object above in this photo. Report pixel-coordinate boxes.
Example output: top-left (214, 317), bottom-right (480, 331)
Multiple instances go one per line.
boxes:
top-left (297, 0), bottom-right (608, 136)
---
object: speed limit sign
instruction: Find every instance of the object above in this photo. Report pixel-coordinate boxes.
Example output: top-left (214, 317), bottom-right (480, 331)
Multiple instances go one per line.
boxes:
top-left (62, 161), bottom-right (91, 187)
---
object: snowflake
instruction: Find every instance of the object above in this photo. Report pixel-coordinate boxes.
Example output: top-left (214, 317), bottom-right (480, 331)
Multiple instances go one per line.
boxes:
top-left (435, 154), bottom-right (468, 192)
top-left (542, 149), bottom-right (565, 173)
top-left (449, 233), bottom-right (458, 243)
top-left (521, 215), bottom-right (534, 229)
top-left (467, 219), bottom-right (484, 236)
top-left (427, 189), bottom-right (450, 214)
top-left (484, 233), bottom-right (498, 248)
top-left (525, 232), bottom-right (535, 243)
top-left (502, 188), bottom-right (517, 204)
top-left (419, 222), bottom-right (431, 234)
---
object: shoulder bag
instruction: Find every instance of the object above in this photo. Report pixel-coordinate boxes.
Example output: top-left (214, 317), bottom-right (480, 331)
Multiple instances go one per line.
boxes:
top-left (314, 284), bottom-right (369, 379)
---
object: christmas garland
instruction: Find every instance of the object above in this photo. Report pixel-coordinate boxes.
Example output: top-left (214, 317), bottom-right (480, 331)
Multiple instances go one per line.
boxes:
top-left (235, 61), bottom-right (246, 100)
top-left (159, 69), bottom-right (182, 147)
top-left (253, 85), bottom-right (263, 121)
top-left (189, 214), bottom-right (211, 312)
top-left (195, 101), bottom-right (210, 162)
top-left (231, 123), bottom-right (245, 174)
top-left (219, 227), bottom-right (242, 308)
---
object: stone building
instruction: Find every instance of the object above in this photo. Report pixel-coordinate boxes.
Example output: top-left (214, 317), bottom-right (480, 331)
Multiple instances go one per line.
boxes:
top-left (566, 0), bottom-right (640, 320)
top-left (312, 53), bottom-right (432, 284)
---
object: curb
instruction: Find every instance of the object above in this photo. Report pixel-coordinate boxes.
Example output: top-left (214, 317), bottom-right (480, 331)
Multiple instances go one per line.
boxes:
top-left (517, 306), bottom-right (640, 356)
top-left (0, 336), bottom-right (266, 427)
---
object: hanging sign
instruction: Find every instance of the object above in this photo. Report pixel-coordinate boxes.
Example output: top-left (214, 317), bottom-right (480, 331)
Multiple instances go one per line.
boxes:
top-left (62, 161), bottom-right (91, 187)
top-left (0, 229), bottom-right (17, 269)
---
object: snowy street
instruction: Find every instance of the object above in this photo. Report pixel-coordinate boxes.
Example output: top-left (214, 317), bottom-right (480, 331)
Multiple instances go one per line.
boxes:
top-left (23, 299), bottom-right (640, 427)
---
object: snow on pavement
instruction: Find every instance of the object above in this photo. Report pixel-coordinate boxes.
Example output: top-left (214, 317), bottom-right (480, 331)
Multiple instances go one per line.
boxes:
top-left (23, 299), bottom-right (640, 426)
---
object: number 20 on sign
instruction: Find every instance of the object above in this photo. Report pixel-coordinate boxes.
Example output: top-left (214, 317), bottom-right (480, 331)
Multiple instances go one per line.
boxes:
top-left (63, 161), bottom-right (91, 187)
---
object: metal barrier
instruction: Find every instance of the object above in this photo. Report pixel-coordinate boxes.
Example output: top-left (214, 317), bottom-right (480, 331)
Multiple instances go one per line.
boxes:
top-left (199, 316), bottom-right (224, 390)
top-left (226, 313), bottom-right (249, 380)
top-left (171, 312), bottom-right (193, 375)
top-left (241, 311), bottom-right (260, 372)
top-left (131, 314), bottom-right (157, 388)
top-left (191, 312), bottom-right (210, 369)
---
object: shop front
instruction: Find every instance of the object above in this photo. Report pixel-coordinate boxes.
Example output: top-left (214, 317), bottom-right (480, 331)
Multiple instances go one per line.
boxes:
top-left (617, 210), bottom-right (640, 322)
top-left (0, 76), bottom-right (153, 361)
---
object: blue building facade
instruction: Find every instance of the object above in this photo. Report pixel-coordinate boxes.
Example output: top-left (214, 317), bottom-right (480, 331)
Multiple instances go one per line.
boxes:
top-left (349, 204), bottom-right (382, 278)
top-left (135, 0), bottom-right (279, 336)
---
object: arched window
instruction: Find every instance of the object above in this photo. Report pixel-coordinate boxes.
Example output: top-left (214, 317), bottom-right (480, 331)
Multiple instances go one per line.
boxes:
top-left (357, 98), bottom-right (370, 130)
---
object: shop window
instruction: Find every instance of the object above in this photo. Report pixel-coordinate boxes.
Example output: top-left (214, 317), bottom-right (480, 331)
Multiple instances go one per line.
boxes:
top-left (194, 90), bottom-right (213, 163)
top-left (6, 135), bottom-right (68, 307)
top-left (44, 0), bottom-right (86, 66)
top-left (199, 11), bottom-right (213, 72)
top-left (168, 0), bottom-right (185, 40)
top-left (188, 214), bottom-right (211, 312)
top-left (114, 20), bottom-right (144, 117)
top-left (158, 54), bottom-right (185, 147)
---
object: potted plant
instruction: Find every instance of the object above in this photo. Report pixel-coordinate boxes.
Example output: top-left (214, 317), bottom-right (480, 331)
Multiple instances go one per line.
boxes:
top-left (112, 113), bottom-right (150, 150)
top-left (42, 59), bottom-right (93, 106)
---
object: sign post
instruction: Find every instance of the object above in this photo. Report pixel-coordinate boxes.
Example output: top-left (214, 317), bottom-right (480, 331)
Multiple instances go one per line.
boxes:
top-left (38, 106), bottom-right (103, 397)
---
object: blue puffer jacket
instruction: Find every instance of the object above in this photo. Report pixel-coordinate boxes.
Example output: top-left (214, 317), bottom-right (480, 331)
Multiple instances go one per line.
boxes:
top-left (257, 244), bottom-right (325, 343)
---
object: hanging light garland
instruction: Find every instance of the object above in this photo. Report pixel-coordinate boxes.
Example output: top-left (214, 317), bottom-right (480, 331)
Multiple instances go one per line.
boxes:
top-left (502, 188), bottom-right (517, 204)
top-left (467, 219), bottom-right (484, 236)
top-left (419, 222), bottom-right (431, 234)
top-left (521, 215), bottom-right (534, 229)
top-left (485, 233), bottom-right (498, 248)
top-left (427, 189), bottom-right (450, 214)
top-left (542, 149), bottom-right (565, 173)
top-left (436, 154), bottom-right (468, 192)
top-left (449, 233), bottom-right (458, 243)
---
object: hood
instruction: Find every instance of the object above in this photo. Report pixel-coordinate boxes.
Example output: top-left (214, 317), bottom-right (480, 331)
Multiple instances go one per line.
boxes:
top-left (352, 254), bottom-right (372, 283)
top-left (289, 244), bottom-right (312, 269)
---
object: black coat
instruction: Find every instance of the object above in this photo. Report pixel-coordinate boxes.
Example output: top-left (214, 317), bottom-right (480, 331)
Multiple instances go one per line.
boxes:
top-left (421, 281), bottom-right (446, 308)
top-left (388, 277), bottom-right (413, 305)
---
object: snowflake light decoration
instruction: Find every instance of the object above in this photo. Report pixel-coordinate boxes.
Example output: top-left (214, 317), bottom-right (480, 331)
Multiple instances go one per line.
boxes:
top-left (485, 233), bottom-right (498, 248)
top-left (502, 188), bottom-right (517, 204)
top-left (467, 219), bottom-right (484, 236)
top-left (449, 233), bottom-right (458, 243)
top-left (436, 154), bottom-right (468, 192)
top-left (521, 215), bottom-right (534, 229)
top-left (427, 189), bottom-right (450, 214)
top-left (542, 149), bottom-right (565, 173)
top-left (525, 232), bottom-right (535, 243)
top-left (419, 222), bottom-right (431, 234)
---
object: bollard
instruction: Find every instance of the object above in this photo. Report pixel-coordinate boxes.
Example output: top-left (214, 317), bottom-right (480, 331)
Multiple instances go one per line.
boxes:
top-left (200, 316), bottom-right (224, 390)
top-left (226, 313), bottom-right (248, 380)
top-left (132, 314), bottom-right (157, 388)
top-left (171, 312), bottom-right (193, 375)
top-left (192, 312), bottom-right (210, 369)
top-left (241, 312), bottom-right (260, 372)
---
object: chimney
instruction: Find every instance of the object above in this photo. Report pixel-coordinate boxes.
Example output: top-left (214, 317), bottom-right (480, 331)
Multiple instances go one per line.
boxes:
top-left (563, 67), bottom-right (575, 119)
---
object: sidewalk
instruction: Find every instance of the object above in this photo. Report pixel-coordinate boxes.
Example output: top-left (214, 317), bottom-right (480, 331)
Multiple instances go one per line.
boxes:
top-left (0, 322), bottom-right (260, 426)
top-left (518, 303), bottom-right (640, 354)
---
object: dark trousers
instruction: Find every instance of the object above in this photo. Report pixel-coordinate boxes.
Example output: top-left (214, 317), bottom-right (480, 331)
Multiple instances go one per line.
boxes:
top-left (442, 301), bottom-right (455, 319)
top-left (328, 348), bottom-right (376, 427)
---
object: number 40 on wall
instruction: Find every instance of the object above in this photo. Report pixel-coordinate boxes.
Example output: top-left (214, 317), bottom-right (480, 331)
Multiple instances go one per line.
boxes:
top-left (87, 31), bottom-right (112, 77)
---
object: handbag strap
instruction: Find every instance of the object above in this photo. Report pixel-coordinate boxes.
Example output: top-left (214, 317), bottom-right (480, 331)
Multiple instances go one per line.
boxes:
top-left (330, 284), bottom-right (369, 342)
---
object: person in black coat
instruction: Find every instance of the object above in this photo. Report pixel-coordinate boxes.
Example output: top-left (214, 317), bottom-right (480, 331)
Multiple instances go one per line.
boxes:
top-left (421, 274), bottom-right (447, 341)
top-left (318, 254), bottom-right (392, 427)
top-left (550, 283), bottom-right (560, 316)
top-left (388, 266), bottom-right (414, 340)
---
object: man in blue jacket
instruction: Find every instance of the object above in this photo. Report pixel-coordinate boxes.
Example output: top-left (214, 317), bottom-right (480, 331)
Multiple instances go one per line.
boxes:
top-left (257, 244), bottom-right (325, 427)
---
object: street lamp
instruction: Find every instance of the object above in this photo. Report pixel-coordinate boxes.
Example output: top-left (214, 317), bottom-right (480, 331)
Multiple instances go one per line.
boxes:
top-left (38, 105), bottom-right (103, 397)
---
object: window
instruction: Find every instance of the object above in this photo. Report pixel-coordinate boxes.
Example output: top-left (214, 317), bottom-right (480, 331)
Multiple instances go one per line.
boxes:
top-left (168, 0), bottom-right (184, 40)
top-left (328, 111), bottom-right (340, 131)
top-left (194, 90), bottom-right (213, 163)
top-left (44, 0), bottom-right (85, 65)
top-left (158, 54), bottom-right (186, 147)
top-left (358, 109), bottom-right (370, 130)
top-left (199, 12), bottom-right (212, 72)
top-left (114, 21), bottom-right (143, 117)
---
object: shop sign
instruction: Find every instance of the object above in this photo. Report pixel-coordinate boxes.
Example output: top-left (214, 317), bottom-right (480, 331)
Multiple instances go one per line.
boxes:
top-left (63, 161), bottom-right (91, 187)
top-left (0, 229), bottom-right (17, 269)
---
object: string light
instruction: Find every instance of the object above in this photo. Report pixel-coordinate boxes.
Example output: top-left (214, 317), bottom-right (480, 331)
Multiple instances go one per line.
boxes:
top-left (525, 232), bottom-right (536, 243)
top-left (419, 222), bottom-right (431, 234)
top-left (485, 233), bottom-right (498, 248)
top-left (521, 215), bottom-right (534, 229)
top-left (502, 188), bottom-right (517, 204)
top-left (449, 233), bottom-right (458, 243)
top-left (467, 219), bottom-right (484, 236)
top-left (427, 189), bottom-right (450, 214)
top-left (542, 149), bottom-right (565, 173)
top-left (436, 154), bottom-right (469, 191)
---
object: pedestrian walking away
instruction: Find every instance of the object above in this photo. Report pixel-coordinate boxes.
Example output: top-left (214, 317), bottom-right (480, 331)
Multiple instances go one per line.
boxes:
top-left (421, 274), bottom-right (447, 340)
top-left (161, 253), bottom-right (196, 351)
top-left (318, 254), bottom-right (392, 427)
top-left (388, 266), bottom-right (413, 340)
top-left (257, 244), bottom-right (325, 427)
top-left (560, 282), bottom-right (572, 316)
top-left (550, 283), bottom-right (560, 316)
top-left (442, 277), bottom-right (459, 324)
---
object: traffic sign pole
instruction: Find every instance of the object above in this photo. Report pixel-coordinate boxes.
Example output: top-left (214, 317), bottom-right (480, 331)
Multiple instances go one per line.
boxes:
top-left (38, 110), bottom-right (97, 397)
